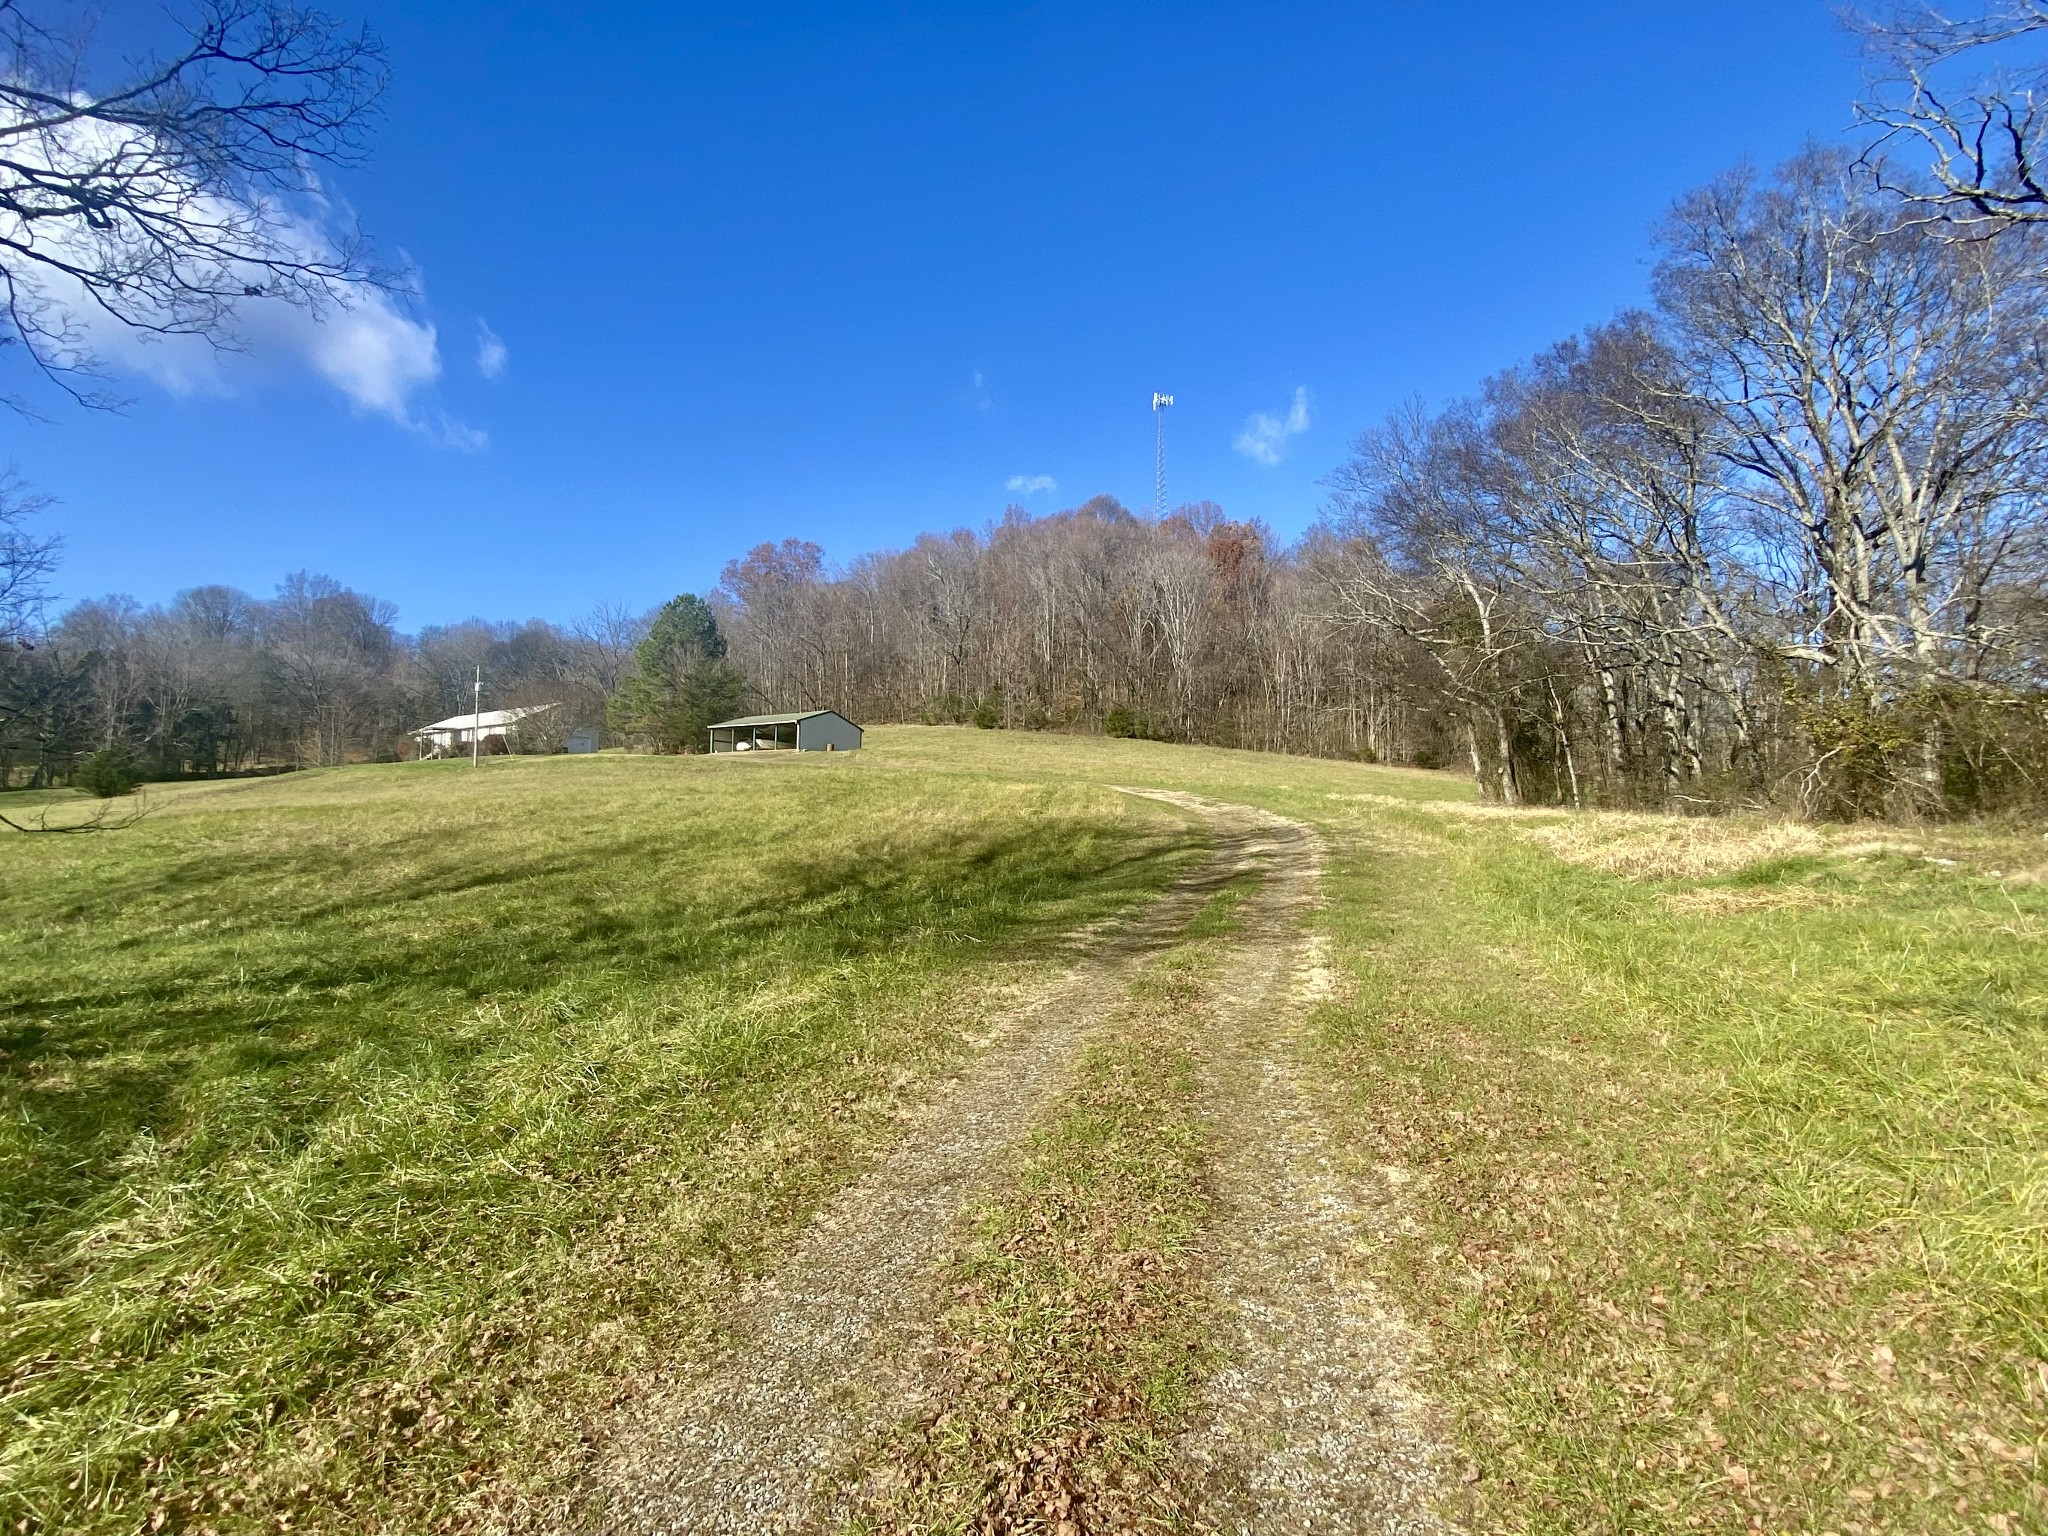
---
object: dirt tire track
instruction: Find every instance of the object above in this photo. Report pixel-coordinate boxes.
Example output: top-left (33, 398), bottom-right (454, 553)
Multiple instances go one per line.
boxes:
top-left (571, 814), bottom-right (1238, 1535)
top-left (567, 790), bottom-right (1454, 1535)
top-left (1119, 790), bottom-right (1455, 1536)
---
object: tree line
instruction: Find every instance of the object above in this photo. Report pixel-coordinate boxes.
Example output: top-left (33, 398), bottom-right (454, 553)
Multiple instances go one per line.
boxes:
top-left (708, 145), bottom-right (2048, 819)
top-left (0, 567), bottom-right (640, 786)
top-left (9, 143), bottom-right (2047, 818)
top-left (4, 7), bottom-right (2046, 817)
top-left (0, 553), bottom-right (770, 786)
top-left (703, 9), bottom-right (2048, 818)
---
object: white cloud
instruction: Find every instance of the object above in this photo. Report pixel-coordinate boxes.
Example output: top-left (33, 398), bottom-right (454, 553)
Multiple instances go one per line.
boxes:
top-left (423, 413), bottom-right (489, 452)
top-left (67, 277), bottom-right (457, 438)
top-left (1233, 386), bottom-right (1313, 466)
top-left (301, 300), bottom-right (442, 421)
top-left (0, 105), bottom-right (467, 442)
top-left (1006, 473), bottom-right (1057, 496)
top-left (476, 320), bottom-right (508, 382)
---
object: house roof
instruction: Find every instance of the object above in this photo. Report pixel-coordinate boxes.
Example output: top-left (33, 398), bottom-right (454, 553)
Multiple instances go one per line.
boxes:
top-left (708, 710), bottom-right (856, 729)
top-left (414, 704), bottom-right (556, 733)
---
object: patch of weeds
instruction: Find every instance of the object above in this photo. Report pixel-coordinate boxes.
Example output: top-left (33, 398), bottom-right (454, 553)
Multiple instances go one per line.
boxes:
top-left (1176, 873), bottom-right (1256, 945)
top-left (1725, 852), bottom-right (1836, 887)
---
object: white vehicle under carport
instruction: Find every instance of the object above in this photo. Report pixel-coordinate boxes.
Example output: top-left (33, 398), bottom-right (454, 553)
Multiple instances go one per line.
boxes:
top-left (706, 710), bottom-right (863, 753)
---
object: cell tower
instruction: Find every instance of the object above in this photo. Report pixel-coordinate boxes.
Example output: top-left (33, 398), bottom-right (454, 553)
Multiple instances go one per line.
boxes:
top-left (1151, 391), bottom-right (1174, 518)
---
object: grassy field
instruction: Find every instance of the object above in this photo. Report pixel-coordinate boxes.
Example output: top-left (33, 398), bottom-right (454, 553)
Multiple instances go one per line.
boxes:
top-left (0, 751), bottom-right (1199, 1534)
top-left (5, 729), bottom-right (2044, 1534)
top-left (880, 729), bottom-right (2048, 1534)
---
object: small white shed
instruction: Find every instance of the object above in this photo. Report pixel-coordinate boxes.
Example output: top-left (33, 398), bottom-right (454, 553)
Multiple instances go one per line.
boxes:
top-left (707, 710), bottom-right (863, 753)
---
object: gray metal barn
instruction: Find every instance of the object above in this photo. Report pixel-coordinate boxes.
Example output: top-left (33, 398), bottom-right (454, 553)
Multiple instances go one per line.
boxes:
top-left (707, 709), bottom-right (864, 753)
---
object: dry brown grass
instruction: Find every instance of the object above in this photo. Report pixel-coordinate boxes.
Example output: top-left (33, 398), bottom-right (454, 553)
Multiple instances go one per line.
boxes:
top-left (1519, 810), bottom-right (2048, 887)
top-left (1526, 814), bottom-right (1827, 880)
top-left (1657, 885), bottom-right (1828, 916)
top-left (1327, 790), bottom-right (1531, 820)
top-left (1331, 777), bottom-right (2048, 889)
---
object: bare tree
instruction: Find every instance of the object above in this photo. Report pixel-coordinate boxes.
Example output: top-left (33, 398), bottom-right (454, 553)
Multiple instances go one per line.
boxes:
top-left (1486, 321), bottom-right (1767, 797)
top-left (0, 471), bottom-right (55, 643)
top-left (1326, 402), bottom-right (1540, 801)
top-left (1855, 1), bottom-right (2048, 225)
top-left (1136, 532), bottom-right (1209, 740)
top-left (0, 473), bottom-right (58, 785)
top-left (1655, 152), bottom-right (2048, 811)
top-left (567, 601), bottom-right (649, 697)
top-left (264, 571), bottom-right (400, 766)
top-left (0, 0), bottom-right (388, 402)
top-left (718, 538), bottom-right (827, 706)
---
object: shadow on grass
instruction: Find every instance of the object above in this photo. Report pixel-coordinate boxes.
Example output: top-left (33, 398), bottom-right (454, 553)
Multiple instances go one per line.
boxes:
top-left (0, 808), bottom-right (1195, 1271)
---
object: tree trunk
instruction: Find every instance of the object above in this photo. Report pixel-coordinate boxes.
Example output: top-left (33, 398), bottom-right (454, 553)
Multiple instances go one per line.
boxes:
top-left (1494, 708), bottom-right (1521, 806)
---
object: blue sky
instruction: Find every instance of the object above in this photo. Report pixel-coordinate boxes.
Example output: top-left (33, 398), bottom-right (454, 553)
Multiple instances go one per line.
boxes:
top-left (12, 1), bottom-right (1868, 629)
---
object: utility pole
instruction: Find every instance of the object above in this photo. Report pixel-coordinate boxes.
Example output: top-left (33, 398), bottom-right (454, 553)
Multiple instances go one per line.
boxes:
top-left (1151, 392), bottom-right (1174, 519)
top-left (471, 664), bottom-right (482, 769)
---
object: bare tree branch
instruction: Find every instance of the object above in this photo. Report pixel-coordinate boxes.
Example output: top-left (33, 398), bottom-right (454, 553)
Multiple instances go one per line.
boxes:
top-left (0, 785), bottom-right (148, 831)
top-left (0, 469), bottom-right (57, 645)
top-left (0, 0), bottom-right (390, 403)
top-left (1854, 1), bottom-right (2048, 226)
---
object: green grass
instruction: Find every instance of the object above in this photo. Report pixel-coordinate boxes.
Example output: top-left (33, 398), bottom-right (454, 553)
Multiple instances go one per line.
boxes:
top-left (869, 730), bottom-right (2048, 1532)
top-left (6, 727), bottom-right (2044, 1533)
top-left (1308, 811), bottom-right (2048, 1534)
top-left (0, 751), bottom-right (1199, 1534)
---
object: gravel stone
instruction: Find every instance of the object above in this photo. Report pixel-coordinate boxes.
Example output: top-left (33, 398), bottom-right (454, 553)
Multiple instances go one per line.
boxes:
top-left (1123, 790), bottom-right (1459, 1535)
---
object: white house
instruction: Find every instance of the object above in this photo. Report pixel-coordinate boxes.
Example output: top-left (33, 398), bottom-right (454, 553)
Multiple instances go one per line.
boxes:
top-left (411, 704), bottom-right (559, 758)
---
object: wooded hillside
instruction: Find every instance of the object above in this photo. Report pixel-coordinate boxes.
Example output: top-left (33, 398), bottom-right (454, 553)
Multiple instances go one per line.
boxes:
top-left (713, 154), bottom-right (2048, 820)
top-left (8, 151), bottom-right (2048, 819)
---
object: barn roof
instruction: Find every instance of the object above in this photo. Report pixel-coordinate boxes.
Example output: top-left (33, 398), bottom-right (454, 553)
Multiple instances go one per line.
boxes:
top-left (708, 710), bottom-right (853, 728)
